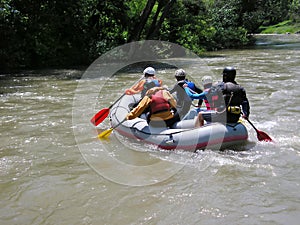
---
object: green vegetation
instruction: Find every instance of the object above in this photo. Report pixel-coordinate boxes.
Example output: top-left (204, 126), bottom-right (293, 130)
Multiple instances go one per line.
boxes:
top-left (1, 0), bottom-right (299, 70)
top-left (260, 20), bottom-right (300, 34)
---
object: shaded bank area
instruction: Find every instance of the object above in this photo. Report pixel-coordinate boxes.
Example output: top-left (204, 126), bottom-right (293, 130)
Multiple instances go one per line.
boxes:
top-left (2, 0), bottom-right (297, 71)
top-left (1, 34), bottom-right (299, 78)
top-left (0, 61), bottom-right (178, 80)
top-left (259, 20), bottom-right (300, 34)
top-left (0, 69), bottom-right (86, 80)
top-left (253, 34), bottom-right (300, 47)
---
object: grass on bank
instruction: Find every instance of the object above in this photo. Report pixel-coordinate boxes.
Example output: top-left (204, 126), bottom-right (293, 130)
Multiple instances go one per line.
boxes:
top-left (259, 20), bottom-right (300, 34)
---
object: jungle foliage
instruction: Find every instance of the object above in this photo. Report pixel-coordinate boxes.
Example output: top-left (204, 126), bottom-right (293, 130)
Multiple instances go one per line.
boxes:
top-left (0, 0), bottom-right (298, 69)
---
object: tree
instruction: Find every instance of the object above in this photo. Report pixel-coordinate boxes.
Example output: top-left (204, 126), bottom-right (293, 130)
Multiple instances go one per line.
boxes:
top-left (0, 0), bottom-right (93, 68)
top-left (289, 0), bottom-right (300, 22)
top-left (128, 0), bottom-right (176, 41)
top-left (146, 0), bottom-right (176, 39)
top-left (87, 0), bottom-right (130, 58)
top-left (128, 0), bottom-right (156, 42)
top-left (1, 0), bottom-right (297, 70)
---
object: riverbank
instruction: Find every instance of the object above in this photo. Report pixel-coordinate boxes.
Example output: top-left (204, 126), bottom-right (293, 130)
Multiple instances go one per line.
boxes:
top-left (259, 20), bottom-right (300, 34)
top-left (252, 33), bottom-right (300, 48)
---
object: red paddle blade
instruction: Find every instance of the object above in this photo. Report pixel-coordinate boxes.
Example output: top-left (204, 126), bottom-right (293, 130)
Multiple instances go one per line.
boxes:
top-left (257, 130), bottom-right (273, 142)
top-left (90, 108), bottom-right (110, 126)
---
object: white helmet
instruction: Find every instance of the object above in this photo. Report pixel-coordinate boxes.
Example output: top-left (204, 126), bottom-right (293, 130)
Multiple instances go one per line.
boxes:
top-left (175, 69), bottom-right (186, 78)
top-left (143, 67), bottom-right (155, 76)
top-left (201, 76), bottom-right (213, 86)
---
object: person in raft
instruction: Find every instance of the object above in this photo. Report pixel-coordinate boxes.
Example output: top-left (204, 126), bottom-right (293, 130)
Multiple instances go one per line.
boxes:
top-left (125, 67), bottom-right (162, 98)
top-left (183, 75), bottom-right (214, 126)
top-left (169, 69), bottom-right (203, 119)
top-left (186, 67), bottom-right (250, 127)
top-left (126, 87), bottom-right (179, 128)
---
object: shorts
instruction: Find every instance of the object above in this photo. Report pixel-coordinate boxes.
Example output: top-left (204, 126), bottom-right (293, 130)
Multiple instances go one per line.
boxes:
top-left (201, 111), bottom-right (226, 123)
top-left (148, 113), bottom-right (180, 128)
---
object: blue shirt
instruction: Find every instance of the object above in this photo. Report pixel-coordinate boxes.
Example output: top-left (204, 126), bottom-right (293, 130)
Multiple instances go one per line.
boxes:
top-left (184, 87), bottom-right (208, 100)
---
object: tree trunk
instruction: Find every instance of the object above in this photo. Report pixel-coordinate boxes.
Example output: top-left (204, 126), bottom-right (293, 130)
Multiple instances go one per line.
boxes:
top-left (146, 1), bottom-right (164, 39)
top-left (128, 0), bottom-right (156, 42)
top-left (146, 0), bottom-right (176, 40)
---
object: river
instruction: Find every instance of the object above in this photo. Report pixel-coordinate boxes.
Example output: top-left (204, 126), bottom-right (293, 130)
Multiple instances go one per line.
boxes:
top-left (0, 35), bottom-right (299, 225)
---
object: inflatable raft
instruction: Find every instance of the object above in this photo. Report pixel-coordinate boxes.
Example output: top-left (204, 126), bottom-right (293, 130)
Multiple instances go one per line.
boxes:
top-left (109, 94), bottom-right (248, 152)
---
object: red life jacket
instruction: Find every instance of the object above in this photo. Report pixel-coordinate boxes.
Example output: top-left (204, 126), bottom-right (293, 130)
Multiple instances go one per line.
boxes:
top-left (150, 90), bottom-right (170, 114)
top-left (204, 88), bottom-right (211, 110)
top-left (207, 84), bottom-right (225, 111)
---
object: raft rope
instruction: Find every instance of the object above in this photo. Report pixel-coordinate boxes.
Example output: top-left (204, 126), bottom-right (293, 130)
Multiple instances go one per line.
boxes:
top-left (215, 91), bottom-right (234, 114)
top-left (109, 93), bottom-right (241, 137)
top-left (129, 120), bottom-right (198, 136)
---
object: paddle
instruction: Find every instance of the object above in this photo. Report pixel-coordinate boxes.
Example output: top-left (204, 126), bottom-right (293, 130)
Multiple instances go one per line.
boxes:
top-left (246, 118), bottom-right (273, 142)
top-left (98, 118), bottom-right (126, 139)
top-left (90, 76), bottom-right (143, 126)
top-left (90, 94), bottom-right (124, 126)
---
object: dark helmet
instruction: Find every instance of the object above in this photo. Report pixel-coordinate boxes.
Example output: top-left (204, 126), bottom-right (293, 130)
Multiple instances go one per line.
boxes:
top-left (222, 67), bottom-right (236, 82)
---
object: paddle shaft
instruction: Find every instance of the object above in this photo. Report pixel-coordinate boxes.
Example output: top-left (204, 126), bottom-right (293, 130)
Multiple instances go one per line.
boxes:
top-left (91, 76), bottom-right (144, 125)
top-left (108, 76), bottom-right (144, 109)
top-left (98, 81), bottom-right (138, 113)
top-left (112, 118), bottom-right (127, 130)
top-left (246, 118), bottom-right (259, 132)
top-left (246, 118), bottom-right (273, 142)
top-left (91, 93), bottom-right (127, 125)
top-left (108, 93), bottom-right (126, 110)
top-left (98, 118), bottom-right (127, 138)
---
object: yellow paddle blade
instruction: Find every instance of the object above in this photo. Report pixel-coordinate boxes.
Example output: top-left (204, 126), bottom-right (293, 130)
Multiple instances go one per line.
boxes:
top-left (98, 128), bottom-right (114, 139)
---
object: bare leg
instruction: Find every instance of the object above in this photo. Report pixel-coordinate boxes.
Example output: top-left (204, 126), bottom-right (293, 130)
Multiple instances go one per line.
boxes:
top-left (195, 112), bottom-right (204, 127)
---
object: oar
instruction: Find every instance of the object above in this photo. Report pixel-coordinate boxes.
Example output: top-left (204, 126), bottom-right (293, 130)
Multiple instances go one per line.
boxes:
top-left (90, 94), bottom-right (124, 126)
top-left (246, 118), bottom-right (273, 142)
top-left (98, 118), bottom-right (126, 139)
top-left (90, 76), bottom-right (143, 126)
